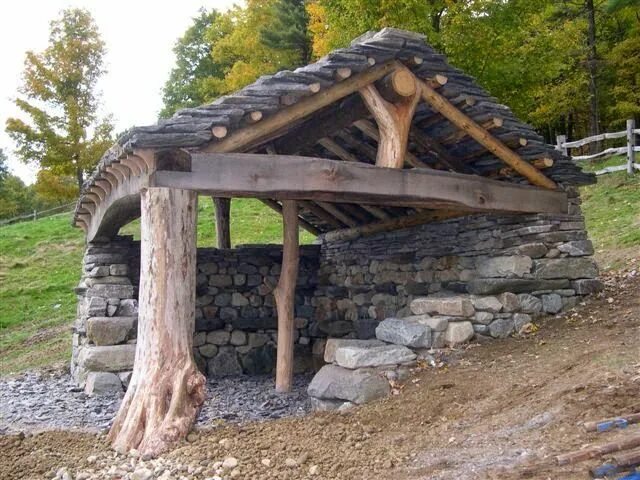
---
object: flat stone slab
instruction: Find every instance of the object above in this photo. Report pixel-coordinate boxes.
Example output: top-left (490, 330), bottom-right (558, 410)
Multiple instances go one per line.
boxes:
top-left (405, 314), bottom-right (449, 332)
top-left (77, 344), bottom-right (136, 372)
top-left (86, 317), bottom-right (136, 346)
top-left (470, 295), bottom-right (503, 313)
top-left (334, 344), bottom-right (416, 369)
top-left (410, 296), bottom-right (474, 317)
top-left (476, 256), bottom-right (532, 278)
top-left (324, 339), bottom-right (384, 364)
top-left (307, 365), bottom-right (390, 404)
top-left (84, 372), bottom-right (123, 395)
top-left (533, 258), bottom-right (598, 280)
top-left (375, 317), bottom-right (431, 347)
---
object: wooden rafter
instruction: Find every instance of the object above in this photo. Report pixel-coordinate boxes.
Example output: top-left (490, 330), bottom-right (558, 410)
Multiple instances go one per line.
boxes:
top-left (351, 120), bottom-right (428, 168)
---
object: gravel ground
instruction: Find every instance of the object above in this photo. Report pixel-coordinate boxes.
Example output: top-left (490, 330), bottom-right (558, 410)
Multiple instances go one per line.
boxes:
top-left (0, 371), bottom-right (312, 435)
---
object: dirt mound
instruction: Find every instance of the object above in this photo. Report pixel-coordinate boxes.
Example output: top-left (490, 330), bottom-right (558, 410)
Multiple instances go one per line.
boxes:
top-left (1, 263), bottom-right (639, 480)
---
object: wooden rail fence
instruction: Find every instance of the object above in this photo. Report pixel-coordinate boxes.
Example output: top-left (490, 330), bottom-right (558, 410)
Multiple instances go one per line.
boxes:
top-left (556, 119), bottom-right (639, 176)
top-left (0, 201), bottom-right (76, 227)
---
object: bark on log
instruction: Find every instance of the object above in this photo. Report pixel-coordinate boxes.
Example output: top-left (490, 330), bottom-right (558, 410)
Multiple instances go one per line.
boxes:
top-left (274, 200), bottom-right (300, 393)
top-left (107, 187), bottom-right (205, 458)
top-left (213, 197), bottom-right (231, 249)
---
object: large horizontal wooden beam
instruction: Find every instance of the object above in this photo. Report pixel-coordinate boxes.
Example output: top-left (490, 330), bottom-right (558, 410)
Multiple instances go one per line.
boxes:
top-left (149, 153), bottom-right (568, 214)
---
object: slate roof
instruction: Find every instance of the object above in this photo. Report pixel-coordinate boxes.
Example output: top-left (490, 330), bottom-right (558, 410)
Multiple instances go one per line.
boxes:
top-left (74, 28), bottom-right (593, 232)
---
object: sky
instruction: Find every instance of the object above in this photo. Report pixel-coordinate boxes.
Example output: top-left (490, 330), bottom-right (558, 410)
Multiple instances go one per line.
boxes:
top-left (0, 0), bottom-right (239, 184)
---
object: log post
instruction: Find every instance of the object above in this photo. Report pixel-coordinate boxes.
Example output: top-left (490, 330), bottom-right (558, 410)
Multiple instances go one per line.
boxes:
top-left (274, 200), bottom-right (300, 393)
top-left (213, 197), bottom-right (231, 248)
top-left (359, 70), bottom-right (421, 169)
top-left (627, 119), bottom-right (636, 175)
top-left (107, 186), bottom-right (205, 458)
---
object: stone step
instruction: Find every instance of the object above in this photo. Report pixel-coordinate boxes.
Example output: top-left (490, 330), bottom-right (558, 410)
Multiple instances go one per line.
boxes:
top-left (323, 339), bottom-right (384, 364)
top-left (77, 344), bottom-right (136, 372)
top-left (307, 365), bottom-right (390, 405)
top-left (410, 295), bottom-right (475, 317)
top-left (334, 344), bottom-right (416, 369)
top-left (375, 317), bottom-right (431, 348)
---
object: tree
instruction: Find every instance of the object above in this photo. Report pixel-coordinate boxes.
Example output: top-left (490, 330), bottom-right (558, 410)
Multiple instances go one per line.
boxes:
top-left (5, 8), bottom-right (113, 192)
top-left (260, 0), bottom-right (312, 67)
top-left (160, 9), bottom-right (226, 118)
top-left (0, 148), bottom-right (8, 185)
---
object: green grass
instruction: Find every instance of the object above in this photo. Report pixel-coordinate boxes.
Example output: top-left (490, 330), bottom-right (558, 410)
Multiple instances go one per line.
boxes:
top-left (580, 156), bottom-right (640, 252)
top-left (0, 197), bottom-right (314, 374)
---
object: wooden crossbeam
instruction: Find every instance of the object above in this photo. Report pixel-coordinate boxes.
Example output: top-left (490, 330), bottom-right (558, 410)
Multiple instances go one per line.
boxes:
top-left (149, 153), bottom-right (568, 214)
top-left (260, 199), bottom-right (321, 235)
top-left (415, 75), bottom-right (557, 189)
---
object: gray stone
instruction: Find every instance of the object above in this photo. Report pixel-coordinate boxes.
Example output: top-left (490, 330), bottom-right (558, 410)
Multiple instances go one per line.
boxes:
top-left (473, 324), bottom-right (489, 335)
top-left (239, 344), bottom-right (276, 374)
top-left (87, 297), bottom-right (107, 317)
top-left (534, 258), bottom-right (598, 280)
top-left (405, 314), bottom-right (449, 332)
top-left (431, 331), bottom-right (446, 348)
top-left (118, 371), bottom-right (133, 389)
top-left (353, 317), bottom-right (378, 339)
top-left (444, 321), bottom-right (474, 346)
top-left (375, 318), bottom-right (431, 348)
top-left (517, 243), bottom-right (548, 259)
top-left (78, 344), bottom-right (136, 372)
top-left (546, 248), bottom-right (561, 258)
top-left (230, 330), bottom-right (247, 346)
top-left (87, 284), bottom-right (134, 300)
top-left (208, 346), bottom-right (242, 376)
top-left (86, 317), bottom-right (136, 346)
top-left (488, 318), bottom-right (514, 338)
top-left (467, 278), bottom-right (571, 295)
top-left (310, 397), bottom-right (355, 412)
top-left (116, 299), bottom-right (138, 317)
top-left (84, 372), bottom-right (123, 395)
top-left (324, 339), bottom-right (384, 364)
top-left (209, 274), bottom-right (233, 287)
top-left (319, 320), bottom-right (353, 337)
top-left (193, 331), bottom-right (207, 347)
top-left (307, 365), bottom-right (390, 404)
top-left (207, 330), bottom-right (231, 345)
top-left (557, 240), bottom-right (594, 256)
top-left (572, 279), bottom-right (604, 295)
top-left (231, 292), bottom-right (249, 307)
top-left (199, 344), bottom-right (218, 358)
top-left (476, 256), bottom-right (532, 278)
top-left (517, 294), bottom-right (542, 313)
top-left (109, 264), bottom-right (129, 276)
top-left (248, 333), bottom-right (270, 348)
top-left (542, 294), bottom-right (563, 313)
top-left (334, 344), bottom-right (416, 369)
top-left (498, 292), bottom-right (520, 312)
top-left (470, 295), bottom-right (503, 313)
top-left (88, 266), bottom-right (110, 277)
top-left (199, 262), bottom-right (218, 274)
top-left (410, 296), bottom-right (474, 317)
top-left (474, 311), bottom-right (494, 325)
top-left (214, 293), bottom-right (232, 307)
top-left (514, 313), bottom-right (532, 332)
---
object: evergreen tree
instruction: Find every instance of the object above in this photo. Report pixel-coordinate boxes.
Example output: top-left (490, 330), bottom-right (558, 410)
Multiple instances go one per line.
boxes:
top-left (260, 0), bottom-right (312, 67)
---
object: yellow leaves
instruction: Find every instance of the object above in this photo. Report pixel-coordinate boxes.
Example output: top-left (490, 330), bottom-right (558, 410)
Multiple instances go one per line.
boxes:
top-left (307, 2), bottom-right (331, 58)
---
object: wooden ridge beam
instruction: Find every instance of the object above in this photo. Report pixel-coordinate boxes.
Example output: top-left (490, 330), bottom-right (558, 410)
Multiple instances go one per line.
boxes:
top-left (149, 153), bottom-right (569, 215)
top-left (415, 75), bottom-right (557, 189)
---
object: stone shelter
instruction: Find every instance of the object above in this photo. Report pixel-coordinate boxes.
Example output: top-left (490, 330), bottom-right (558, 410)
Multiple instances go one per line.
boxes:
top-left (70, 28), bottom-right (601, 456)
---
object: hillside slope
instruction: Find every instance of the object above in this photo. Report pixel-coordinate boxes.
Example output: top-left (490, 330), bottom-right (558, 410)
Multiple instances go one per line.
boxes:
top-left (0, 162), bottom-right (638, 375)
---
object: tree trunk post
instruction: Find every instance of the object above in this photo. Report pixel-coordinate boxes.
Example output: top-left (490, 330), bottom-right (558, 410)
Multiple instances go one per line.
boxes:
top-left (627, 119), bottom-right (636, 175)
top-left (107, 187), bottom-right (205, 458)
top-left (274, 200), bottom-right (300, 393)
top-left (213, 197), bottom-right (231, 248)
top-left (556, 134), bottom-right (568, 156)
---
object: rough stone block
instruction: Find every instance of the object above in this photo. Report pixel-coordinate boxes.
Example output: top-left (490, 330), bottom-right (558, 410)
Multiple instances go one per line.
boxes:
top-left (353, 317), bottom-right (378, 339)
top-left (78, 344), bottom-right (136, 372)
top-left (84, 372), bottom-right (123, 395)
top-left (239, 344), bottom-right (276, 374)
top-left (335, 344), bottom-right (416, 369)
top-left (476, 256), bottom-right (532, 278)
top-left (534, 258), bottom-right (598, 280)
top-left (474, 311), bottom-right (494, 325)
top-left (498, 292), bottom-right (520, 312)
top-left (207, 330), bottom-right (230, 345)
top-left (324, 339), bottom-right (384, 364)
top-left (513, 313), bottom-right (532, 332)
top-left (470, 295), bottom-right (502, 313)
top-left (109, 264), bottom-right (129, 276)
top-left (208, 346), bottom-right (242, 376)
top-left (193, 331), bottom-right (207, 347)
top-left (87, 297), bottom-right (107, 317)
top-left (517, 294), bottom-right (542, 313)
top-left (410, 296), bottom-right (474, 317)
top-left (516, 243), bottom-right (548, 259)
top-left (307, 365), bottom-right (390, 405)
top-left (199, 344), bottom-right (218, 358)
top-left (231, 292), bottom-right (249, 307)
top-left (557, 240), bottom-right (594, 257)
top-left (542, 294), bottom-right (562, 313)
top-left (88, 266), bottom-right (110, 278)
top-left (310, 397), bottom-right (355, 412)
top-left (87, 284), bottom-right (134, 300)
top-left (489, 318), bottom-right (514, 338)
top-left (116, 299), bottom-right (138, 317)
top-left (572, 279), bottom-right (604, 295)
top-left (230, 330), bottom-right (247, 346)
top-left (431, 331), bottom-right (446, 348)
top-left (375, 318), bottom-right (431, 348)
top-left (405, 314), bottom-right (449, 332)
top-left (444, 321), bottom-right (474, 346)
top-left (87, 317), bottom-right (136, 346)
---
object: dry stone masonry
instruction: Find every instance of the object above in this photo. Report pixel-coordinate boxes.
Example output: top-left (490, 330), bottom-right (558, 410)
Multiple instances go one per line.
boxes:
top-left (72, 189), bottom-right (602, 398)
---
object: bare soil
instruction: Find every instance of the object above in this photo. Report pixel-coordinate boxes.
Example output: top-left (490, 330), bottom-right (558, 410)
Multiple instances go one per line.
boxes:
top-left (2, 261), bottom-right (639, 480)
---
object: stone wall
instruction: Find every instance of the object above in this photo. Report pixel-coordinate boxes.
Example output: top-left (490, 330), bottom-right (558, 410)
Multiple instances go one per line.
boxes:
top-left (72, 240), bottom-right (321, 390)
top-left (313, 189), bottom-right (601, 339)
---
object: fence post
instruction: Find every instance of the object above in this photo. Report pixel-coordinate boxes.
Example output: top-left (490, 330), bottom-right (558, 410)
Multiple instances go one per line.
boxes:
top-left (627, 119), bottom-right (636, 175)
top-left (556, 135), bottom-right (568, 156)
top-left (33, 209), bottom-right (37, 221)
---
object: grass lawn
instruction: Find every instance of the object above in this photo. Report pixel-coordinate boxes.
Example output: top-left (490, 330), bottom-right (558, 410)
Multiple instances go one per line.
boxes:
top-left (0, 197), bottom-right (314, 375)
